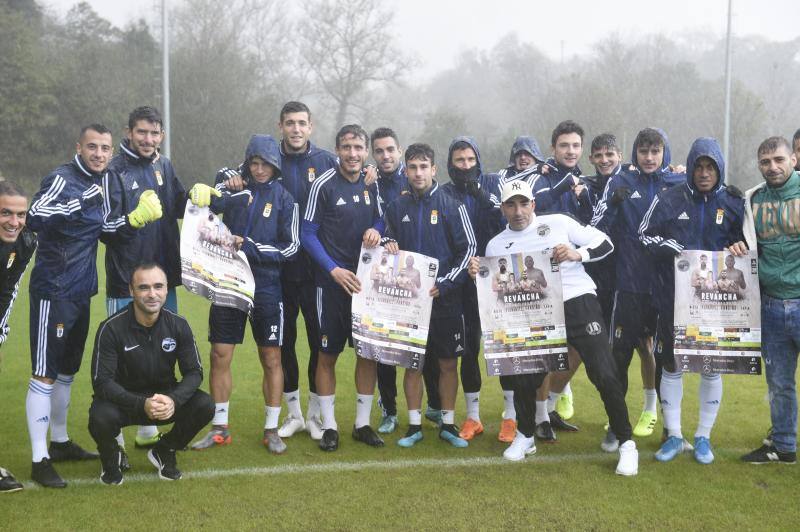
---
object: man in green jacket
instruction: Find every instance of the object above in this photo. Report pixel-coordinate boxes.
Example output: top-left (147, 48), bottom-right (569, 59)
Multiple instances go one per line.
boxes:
top-left (741, 136), bottom-right (800, 464)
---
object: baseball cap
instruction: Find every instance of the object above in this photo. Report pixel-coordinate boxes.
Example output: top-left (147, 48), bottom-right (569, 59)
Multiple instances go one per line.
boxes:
top-left (500, 180), bottom-right (534, 203)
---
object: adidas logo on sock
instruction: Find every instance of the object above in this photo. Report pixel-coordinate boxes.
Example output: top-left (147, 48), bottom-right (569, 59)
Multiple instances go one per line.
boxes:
top-left (630, 191), bottom-right (642, 199)
top-left (678, 212), bottom-right (689, 220)
top-left (36, 416), bottom-right (49, 423)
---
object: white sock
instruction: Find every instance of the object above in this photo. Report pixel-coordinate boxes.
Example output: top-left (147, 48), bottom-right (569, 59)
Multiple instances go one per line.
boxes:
top-left (355, 393), bottom-right (373, 428)
top-left (464, 392), bottom-right (480, 421)
top-left (547, 391), bottom-right (558, 412)
top-left (696, 374), bottom-right (722, 439)
top-left (50, 374), bottom-right (73, 443)
top-left (319, 395), bottom-right (337, 430)
top-left (643, 388), bottom-right (658, 413)
top-left (503, 391), bottom-right (516, 420)
top-left (264, 405), bottom-right (281, 430)
top-left (408, 409), bottom-right (422, 426)
top-left (562, 382), bottom-right (572, 397)
top-left (660, 370), bottom-right (683, 438)
top-left (212, 402), bottom-right (230, 426)
top-left (441, 410), bottom-right (455, 425)
top-left (26, 379), bottom-right (53, 462)
top-left (535, 400), bottom-right (550, 425)
top-left (284, 390), bottom-right (303, 419)
top-left (307, 392), bottom-right (320, 419)
top-left (115, 432), bottom-right (126, 448)
top-left (137, 425), bottom-right (159, 439)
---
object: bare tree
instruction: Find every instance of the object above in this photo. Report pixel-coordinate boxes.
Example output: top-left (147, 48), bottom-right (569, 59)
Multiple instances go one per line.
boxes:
top-left (298, 0), bottom-right (412, 127)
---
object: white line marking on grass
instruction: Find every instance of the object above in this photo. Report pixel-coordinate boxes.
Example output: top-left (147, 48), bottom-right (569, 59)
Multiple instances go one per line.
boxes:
top-left (22, 452), bottom-right (624, 489)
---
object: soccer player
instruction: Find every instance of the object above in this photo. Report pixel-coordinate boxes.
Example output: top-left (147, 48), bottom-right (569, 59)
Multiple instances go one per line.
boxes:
top-left (584, 133), bottom-right (657, 452)
top-left (89, 263), bottom-right (214, 484)
top-left (105, 105), bottom-right (203, 451)
top-left (471, 179), bottom-right (637, 475)
top-left (741, 136), bottom-right (800, 464)
top-left (639, 137), bottom-right (746, 464)
top-left (191, 135), bottom-right (299, 454)
top-left (592, 127), bottom-right (684, 443)
top-left (497, 136), bottom-right (545, 181)
top-left (0, 182), bottom-right (36, 493)
top-left (382, 143), bottom-right (476, 448)
top-left (219, 102), bottom-right (337, 441)
top-left (439, 137), bottom-right (503, 441)
top-left (302, 124), bottom-right (383, 451)
top-left (26, 124), bottom-right (162, 487)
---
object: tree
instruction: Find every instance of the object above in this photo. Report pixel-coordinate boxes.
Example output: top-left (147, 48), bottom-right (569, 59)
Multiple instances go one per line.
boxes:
top-left (298, 0), bottom-right (412, 127)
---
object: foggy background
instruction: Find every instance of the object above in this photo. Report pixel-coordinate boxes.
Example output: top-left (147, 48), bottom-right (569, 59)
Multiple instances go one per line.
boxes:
top-left (2, 0), bottom-right (799, 192)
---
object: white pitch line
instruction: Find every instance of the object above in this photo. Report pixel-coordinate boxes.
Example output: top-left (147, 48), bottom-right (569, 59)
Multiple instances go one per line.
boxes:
top-left (22, 452), bottom-right (627, 489)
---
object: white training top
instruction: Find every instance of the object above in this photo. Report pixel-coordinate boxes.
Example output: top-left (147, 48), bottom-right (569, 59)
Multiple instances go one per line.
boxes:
top-left (485, 213), bottom-right (614, 302)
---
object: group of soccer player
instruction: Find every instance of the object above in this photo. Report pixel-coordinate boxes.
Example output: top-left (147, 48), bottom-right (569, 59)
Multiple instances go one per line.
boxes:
top-left (1, 100), bottom-right (800, 491)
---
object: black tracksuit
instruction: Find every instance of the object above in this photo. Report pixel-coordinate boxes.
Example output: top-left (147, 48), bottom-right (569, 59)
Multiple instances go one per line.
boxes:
top-left (88, 304), bottom-right (213, 454)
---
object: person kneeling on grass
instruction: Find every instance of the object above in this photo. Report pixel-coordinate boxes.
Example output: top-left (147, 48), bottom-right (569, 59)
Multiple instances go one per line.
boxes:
top-left (377, 143), bottom-right (476, 448)
top-left (468, 179), bottom-right (638, 475)
top-left (89, 263), bottom-right (214, 484)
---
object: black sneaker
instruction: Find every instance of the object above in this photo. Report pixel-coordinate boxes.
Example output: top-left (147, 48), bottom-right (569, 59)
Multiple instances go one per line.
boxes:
top-left (319, 429), bottom-right (339, 452)
top-left (31, 458), bottom-right (67, 488)
top-left (549, 411), bottom-right (579, 432)
top-left (120, 447), bottom-right (131, 472)
top-left (534, 421), bottom-right (557, 442)
top-left (100, 448), bottom-right (124, 486)
top-left (48, 440), bottom-right (99, 462)
top-left (741, 444), bottom-right (796, 464)
top-left (147, 447), bottom-right (182, 480)
top-left (0, 467), bottom-right (23, 493)
top-left (352, 425), bottom-right (384, 447)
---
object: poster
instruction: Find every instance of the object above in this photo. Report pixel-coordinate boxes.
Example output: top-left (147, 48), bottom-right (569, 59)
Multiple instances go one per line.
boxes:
top-left (673, 250), bottom-right (761, 375)
top-left (476, 249), bottom-right (568, 376)
top-left (180, 202), bottom-right (255, 312)
top-left (352, 246), bottom-right (438, 369)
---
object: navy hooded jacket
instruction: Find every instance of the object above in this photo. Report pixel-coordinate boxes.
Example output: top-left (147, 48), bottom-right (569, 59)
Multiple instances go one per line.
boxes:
top-left (497, 136), bottom-right (545, 180)
top-left (383, 181), bottom-right (476, 318)
top-left (28, 155), bottom-right (134, 300)
top-left (104, 139), bottom-right (188, 298)
top-left (211, 135), bottom-right (300, 299)
top-left (440, 137), bottom-right (503, 256)
top-left (638, 137), bottom-right (745, 310)
top-left (591, 128), bottom-right (684, 294)
top-left (375, 162), bottom-right (409, 210)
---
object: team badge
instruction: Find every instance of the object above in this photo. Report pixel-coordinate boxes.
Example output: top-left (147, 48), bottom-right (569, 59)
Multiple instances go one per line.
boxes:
top-left (162, 337), bottom-right (176, 352)
top-left (155, 170), bottom-right (163, 186)
top-left (430, 210), bottom-right (438, 225)
top-left (56, 323), bottom-right (64, 338)
top-left (6, 252), bottom-right (15, 269)
top-left (363, 190), bottom-right (371, 205)
top-left (308, 168), bottom-right (316, 182)
top-left (537, 224), bottom-right (550, 236)
top-left (321, 335), bottom-right (328, 348)
top-left (263, 202), bottom-right (272, 218)
top-left (716, 208), bottom-right (724, 224)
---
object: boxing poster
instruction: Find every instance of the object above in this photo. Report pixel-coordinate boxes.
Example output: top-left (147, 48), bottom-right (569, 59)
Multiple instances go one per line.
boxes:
top-left (352, 246), bottom-right (439, 370)
top-left (476, 249), bottom-right (569, 376)
top-left (180, 202), bottom-right (255, 312)
top-left (673, 250), bottom-right (761, 375)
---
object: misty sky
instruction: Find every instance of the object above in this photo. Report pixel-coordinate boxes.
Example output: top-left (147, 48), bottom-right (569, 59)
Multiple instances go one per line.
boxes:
top-left (43, 0), bottom-right (800, 78)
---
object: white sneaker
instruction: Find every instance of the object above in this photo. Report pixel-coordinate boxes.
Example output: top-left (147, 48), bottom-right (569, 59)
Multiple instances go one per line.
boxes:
top-left (277, 414), bottom-right (306, 438)
top-left (616, 439), bottom-right (638, 476)
top-left (306, 416), bottom-right (324, 441)
top-left (502, 431), bottom-right (537, 462)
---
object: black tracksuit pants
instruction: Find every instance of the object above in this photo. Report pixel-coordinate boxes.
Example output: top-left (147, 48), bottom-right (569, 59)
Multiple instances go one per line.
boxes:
top-left (281, 278), bottom-right (320, 394)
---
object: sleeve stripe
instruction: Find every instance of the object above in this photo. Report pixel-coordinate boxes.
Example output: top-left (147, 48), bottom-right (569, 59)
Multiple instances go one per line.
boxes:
top-left (441, 204), bottom-right (477, 282)
top-left (29, 175), bottom-right (67, 216)
top-left (304, 168), bottom-right (336, 222)
top-left (591, 177), bottom-right (615, 226)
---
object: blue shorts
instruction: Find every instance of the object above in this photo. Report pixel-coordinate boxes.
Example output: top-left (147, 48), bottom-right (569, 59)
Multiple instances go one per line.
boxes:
top-left (29, 297), bottom-right (91, 379)
top-left (106, 288), bottom-right (178, 317)
top-left (317, 284), bottom-right (353, 355)
top-left (208, 299), bottom-right (284, 347)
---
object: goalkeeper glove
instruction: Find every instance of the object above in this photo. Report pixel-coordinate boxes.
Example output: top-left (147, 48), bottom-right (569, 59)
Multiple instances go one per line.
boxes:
top-left (128, 190), bottom-right (163, 228)
top-left (189, 183), bottom-right (222, 207)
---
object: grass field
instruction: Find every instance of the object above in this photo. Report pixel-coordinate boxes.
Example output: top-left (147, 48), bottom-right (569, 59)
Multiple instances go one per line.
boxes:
top-left (0, 245), bottom-right (798, 530)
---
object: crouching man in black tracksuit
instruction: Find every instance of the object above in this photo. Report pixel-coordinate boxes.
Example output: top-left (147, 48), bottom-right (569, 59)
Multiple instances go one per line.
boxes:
top-left (88, 263), bottom-right (213, 484)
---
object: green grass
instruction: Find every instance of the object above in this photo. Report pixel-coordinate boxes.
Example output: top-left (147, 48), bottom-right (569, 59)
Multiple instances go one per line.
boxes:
top-left (0, 245), bottom-right (799, 530)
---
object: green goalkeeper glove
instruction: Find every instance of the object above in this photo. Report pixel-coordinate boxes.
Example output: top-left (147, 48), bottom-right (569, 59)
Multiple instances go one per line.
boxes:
top-left (189, 183), bottom-right (222, 207)
top-left (128, 190), bottom-right (163, 228)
